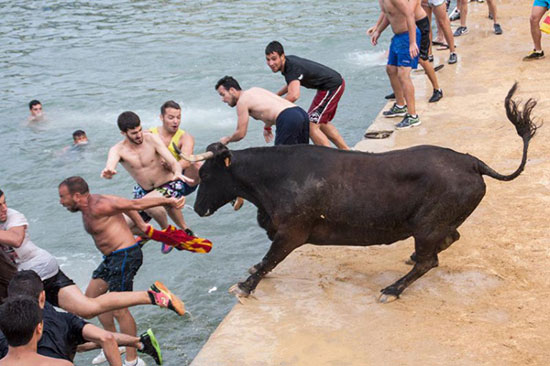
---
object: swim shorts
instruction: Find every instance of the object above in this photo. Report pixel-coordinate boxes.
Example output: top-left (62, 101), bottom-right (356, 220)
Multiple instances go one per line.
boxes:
top-left (133, 178), bottom-right (196, 199)
top-left (92, 243), bottom-right (143, 292)
top-left (428, 0), bottom-right (445, 7)
top-left (274, 106), bottom-right (310, 145)
top-left (534, 0), bottom-right (550, 8)
top-left (388, 28), bottom-right (421, 69)
top-left (308, 79), bottom-right (346, 124)
top-left (42, 269), bottom-right (76, 307)
top-left (416, 17), bottom-right (431, 61)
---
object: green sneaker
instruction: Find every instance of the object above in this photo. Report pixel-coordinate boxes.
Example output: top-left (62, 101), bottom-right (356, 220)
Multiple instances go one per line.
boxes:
top-left (395, 114), bottom-right (421, 129)
top-left (139, 328), bottom-right (163, 365)
top-left (382, 103), bottom-right (407, 118)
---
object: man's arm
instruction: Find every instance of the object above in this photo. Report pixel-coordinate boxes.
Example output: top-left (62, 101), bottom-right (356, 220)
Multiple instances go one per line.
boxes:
top-left (0, 226), bottom-right (25, 248)
top-left (101, 145), bottom-right (121, 179)
top-left (276, 84), bottom-right (289, 97)
top-left (81, 324), bottom-right (121, 366)
top-left (284, 80), bottom-right (301, 102)
top-left (93, 195), bottom-right (184, 218)
top-left (220, 100), bottom-right (250, 145)
top-left (178, 133), bottom-right (195, 172)
top-left (150, 134), bottom-right (181, 177)
top-left (370, 12), bottom-right (390, 45)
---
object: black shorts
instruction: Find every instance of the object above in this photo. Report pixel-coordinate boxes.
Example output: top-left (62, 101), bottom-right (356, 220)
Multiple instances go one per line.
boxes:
top-left (275, 106), bottom-right (310, 146)
top-left (416, 16), bottom-right (431, 61)
top-left (43, 270), bottom-right (75, 307)
top-left (92, 244), bottom-right (143, 292)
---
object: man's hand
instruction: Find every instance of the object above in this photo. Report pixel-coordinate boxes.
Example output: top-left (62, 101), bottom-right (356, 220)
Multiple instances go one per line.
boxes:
top-left (100, 168), bottom-right (117, 179)
top-left (366, 25), bottom-right (376, 36)
top-left (409, 43), bottom-right (419, 58)
top-left (220, 136), bottom-right (230, 145)
top-left (371, 31), bottom-right (381, 46)
top-left (176, 173), bottom-right (195, 185)
top-left (263, 128), bottom-right (274, 143)
top-left (166, 196), bottom-right (185, 209)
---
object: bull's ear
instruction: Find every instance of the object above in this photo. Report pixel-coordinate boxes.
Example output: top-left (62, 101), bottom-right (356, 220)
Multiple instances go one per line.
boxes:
top-left (224, 157), bottom-right (231, 167)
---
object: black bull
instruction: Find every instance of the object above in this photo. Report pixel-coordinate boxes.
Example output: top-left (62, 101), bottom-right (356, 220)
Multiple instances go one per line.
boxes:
top-left (191, 84), bottom-right (538, 302)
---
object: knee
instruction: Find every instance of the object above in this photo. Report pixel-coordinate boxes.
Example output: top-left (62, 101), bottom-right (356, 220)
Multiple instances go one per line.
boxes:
top-left (530, 14), bottom-right (541, 25)
top-left (386, 65), bottom-right (397, 76)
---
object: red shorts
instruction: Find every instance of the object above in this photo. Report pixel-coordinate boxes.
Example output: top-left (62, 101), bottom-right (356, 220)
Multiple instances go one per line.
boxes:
top-left (307, 79), bottom-right (345, 124)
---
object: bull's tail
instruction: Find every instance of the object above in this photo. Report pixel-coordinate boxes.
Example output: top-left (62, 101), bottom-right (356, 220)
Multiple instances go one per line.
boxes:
top-left (477, 83), bottom-right (540, 181)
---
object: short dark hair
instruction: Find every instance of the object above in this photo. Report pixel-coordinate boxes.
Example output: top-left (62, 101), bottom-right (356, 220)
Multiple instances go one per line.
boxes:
top-left (72, 130), bottom-right (86, 139)
top-left (161, 101), bottom-right (181, 115)
top-left (59, 176), bottom-right (89, 195)
top-left (7, 270), bottom-right (44, 300)
top-left (0, 296), bottom-right (42, 347)
top-left (29, 100), bottom-right (41, 110)
top-left (0, 189), bottom-right (3, 199)
top-left (117, 111), bottom-right (141, 132)
top-left (215, 76), bottom-right (241, 92)
top-left (265, 41), bottom-right (284, 56)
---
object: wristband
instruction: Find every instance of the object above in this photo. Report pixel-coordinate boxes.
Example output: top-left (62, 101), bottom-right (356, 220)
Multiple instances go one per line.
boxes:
top-left (264, 126), bottom-right (272, 131)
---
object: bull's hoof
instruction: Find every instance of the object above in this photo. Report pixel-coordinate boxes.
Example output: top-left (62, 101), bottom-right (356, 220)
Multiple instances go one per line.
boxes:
top-left (377, 293), bottom-right (399, 303)
top-left (229, 283), bottom-right (250, 298)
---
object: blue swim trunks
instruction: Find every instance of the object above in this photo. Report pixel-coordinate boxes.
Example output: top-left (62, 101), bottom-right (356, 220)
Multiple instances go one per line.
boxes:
top-left (534, 0), bottom-right (550, 8)
top-left (387, 28), bottom-right (421, 69)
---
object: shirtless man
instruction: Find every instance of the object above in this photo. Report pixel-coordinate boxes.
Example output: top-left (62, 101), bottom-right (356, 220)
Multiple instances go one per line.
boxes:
top-left (132, 101), bottom-right (200, 254)
top-left (102, 111), bottom-right (191, 231)
top-left (58, 176), bottom-right (185, 366)
top-left (370, 0), bottom-right (443, 103)
top-left (372, 0), bottom-right (420, 129)
top-left (0, 296), bottom-right (72, 366)
top-left (0, 188), bottom-right (183, 321)
top-left (215, 76), bottom-right (309, 146)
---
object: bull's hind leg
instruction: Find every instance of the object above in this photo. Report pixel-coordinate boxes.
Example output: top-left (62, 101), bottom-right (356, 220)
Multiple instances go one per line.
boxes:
top-left (379, 234), bottom-right (444, 303)
top-left (230, 225), bottom-right (310, 298)
top-left (406, 229), bottom-right (460, 264)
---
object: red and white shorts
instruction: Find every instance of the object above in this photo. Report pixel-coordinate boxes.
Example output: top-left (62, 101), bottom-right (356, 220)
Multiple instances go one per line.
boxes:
top-left (307, 79), bottom-right (345, 124)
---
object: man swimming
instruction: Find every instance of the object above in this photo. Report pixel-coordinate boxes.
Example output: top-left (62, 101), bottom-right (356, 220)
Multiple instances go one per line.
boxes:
top-left (102, 111), bottom-right (191, 232)
top-left (28, 100), bottom-right (44, 122)
top-left (215, 76), bottom-right (309, 146)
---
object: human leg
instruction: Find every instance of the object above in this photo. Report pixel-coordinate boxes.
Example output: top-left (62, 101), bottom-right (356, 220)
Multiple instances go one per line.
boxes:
top-left (319, 123), bottom-right (349, 150)
top-left (397, 66), bottom-right (416, 115)
top-left (433, 2), bottom-right (456, 53)
top-left (112, 308), bottom-right (138, 362)
top-left (530, 5), bottom-right (547, 51)
top-left (386, 65), bottom-right (405, 106)
top-left (308, 122), bottom-right (331, 146)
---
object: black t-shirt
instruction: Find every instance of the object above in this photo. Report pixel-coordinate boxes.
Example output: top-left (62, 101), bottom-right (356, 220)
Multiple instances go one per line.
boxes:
top-left (282, 55), bottom-right (342, 91)
top-left (0, 302), bottom-right (87, 361)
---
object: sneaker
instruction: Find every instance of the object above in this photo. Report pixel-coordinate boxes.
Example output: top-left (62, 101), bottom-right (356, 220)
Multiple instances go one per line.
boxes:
top-left (448, 52), bottom-right (458, 64)
top-left (395, 114), bottom-right (421, 129)
top-left (429, 89), bottom-right (443, 103)
top-left (384, 92), bottom-right (395, 100)
top-left (383, 103), bottom-right (407, 118)
top-left (523, 49), bottom-right (545, 61)
top-left (93, 347), bottom-right (126, 365)
top-left (139, 329), bottom-right (163, 365)
top-left (148, 281), bottom-right (185, 316)
top-left (123, 357), bottom-right (146, 366)
top-left (449, 7), bottom-right (460, 21)
top-left (494, 23), bottom-right (502, 35)
top-left (453, 26), bottom-right (468, 37)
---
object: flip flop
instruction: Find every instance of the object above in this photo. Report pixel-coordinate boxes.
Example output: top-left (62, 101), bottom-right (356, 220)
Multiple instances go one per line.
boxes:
top-left (434, 64), bottom-right (445, 72)
top-left (364, 130), bottom-right (393, 139)
top-left (432, 41), bottom-right (447, 47)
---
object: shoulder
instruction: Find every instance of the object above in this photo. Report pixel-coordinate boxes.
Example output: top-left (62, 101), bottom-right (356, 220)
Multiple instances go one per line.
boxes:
top-left (5, 209), bottom-right (28, 228)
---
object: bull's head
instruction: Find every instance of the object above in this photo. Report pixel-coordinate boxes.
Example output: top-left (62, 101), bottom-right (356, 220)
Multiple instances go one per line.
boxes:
top-left (176, 142), bottom-right (237, 217)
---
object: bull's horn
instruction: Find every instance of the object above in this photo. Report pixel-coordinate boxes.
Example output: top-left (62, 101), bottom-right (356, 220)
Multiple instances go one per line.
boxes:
top-left (172, 142), bottom-right (214, 162)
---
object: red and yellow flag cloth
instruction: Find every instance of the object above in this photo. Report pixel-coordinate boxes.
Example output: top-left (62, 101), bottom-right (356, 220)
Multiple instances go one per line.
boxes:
top-left (145, 225), bottom-right (212, 253)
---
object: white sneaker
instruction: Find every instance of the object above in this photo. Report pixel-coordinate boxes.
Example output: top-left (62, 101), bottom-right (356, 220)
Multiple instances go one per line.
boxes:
top-left (92, 347), bottom-right (126, 365)
top-left (124, 357), bottom-right (146, 366)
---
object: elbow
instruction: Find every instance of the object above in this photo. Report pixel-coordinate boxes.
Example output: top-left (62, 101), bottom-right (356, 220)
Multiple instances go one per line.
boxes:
top-left (287, 93), bottom-right (299, 103)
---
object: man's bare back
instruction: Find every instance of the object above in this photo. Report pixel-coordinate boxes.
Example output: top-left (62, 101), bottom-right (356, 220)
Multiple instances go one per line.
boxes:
top-left (238, 87), bottom-right (296, 125)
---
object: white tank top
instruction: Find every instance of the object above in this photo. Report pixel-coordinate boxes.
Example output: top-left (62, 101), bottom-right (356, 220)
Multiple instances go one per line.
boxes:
top-left (0, 208), bottom-right (59, 280)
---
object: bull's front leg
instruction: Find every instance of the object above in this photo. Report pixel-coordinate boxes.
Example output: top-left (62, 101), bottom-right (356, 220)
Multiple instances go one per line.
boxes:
top-left (230, 225), bottom-right (309, 298)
